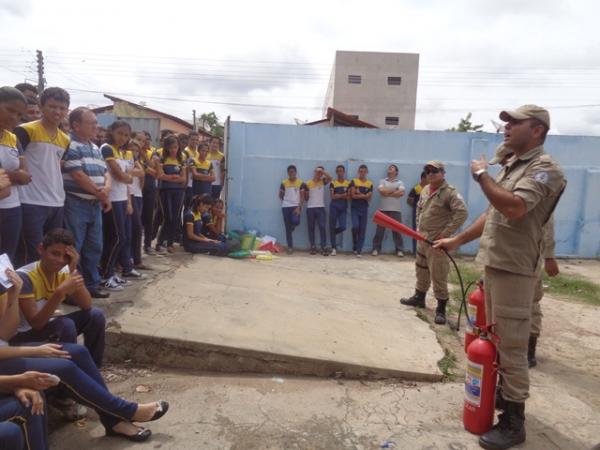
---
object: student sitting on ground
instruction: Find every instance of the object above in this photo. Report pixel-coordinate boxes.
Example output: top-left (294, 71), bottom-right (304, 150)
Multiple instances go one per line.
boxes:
top-left (204, 198), bottom-right (225, 240)
top-left (183, 195), bottom-right (231, 256)
top-left (10, 228), bottom-right (106, 368)
top-left (0, 266), bottom-right (169, 443)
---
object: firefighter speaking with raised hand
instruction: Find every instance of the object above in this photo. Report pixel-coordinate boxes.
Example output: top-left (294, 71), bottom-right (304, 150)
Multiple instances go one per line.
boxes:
top-left (400, 160), bottom-right (467, 325)
top-left (435, 105), bottom-right (565, 450)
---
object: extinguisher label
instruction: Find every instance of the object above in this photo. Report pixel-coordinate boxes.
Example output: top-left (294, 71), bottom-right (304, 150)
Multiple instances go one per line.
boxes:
top-left (466, 304), bottom-right (477, 333)
top-left (465, 360), bottom-right (483, 406)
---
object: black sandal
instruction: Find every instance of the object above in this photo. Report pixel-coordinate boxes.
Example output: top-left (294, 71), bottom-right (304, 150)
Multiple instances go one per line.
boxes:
top-left (106, 426), bottom-right (152, 442)
top-left (150, 400), bottom-right (169, 421)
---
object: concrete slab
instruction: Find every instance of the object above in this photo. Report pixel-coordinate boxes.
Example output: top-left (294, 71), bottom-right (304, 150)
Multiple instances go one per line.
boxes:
top-left (106, 253), bottom-right (445, 380)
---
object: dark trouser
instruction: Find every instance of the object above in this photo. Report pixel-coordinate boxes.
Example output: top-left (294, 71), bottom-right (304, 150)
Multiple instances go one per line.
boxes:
top-left (211, 184), bottom-right (223, 200)
top-left (372, 210), bottom-right (404, 252)
top-left (10, 308), bottom-right (106, 368)
top-left (281, 207), bottom-right (299, 248)
top-left (411, 208), bottom-right (417, 254)
top-left (63, 195), bottom-right (103, 290)
top-left (351, 206), bottom-right (368, 253)
top-left (329, 203), bottom-right (347, 249)
top-left (158, 189), bottom-right (184, 247)
top-left (130, 196), bottom-right (143, 265)
top-left (141, 188), bottom-right (157, 249)
top-left (192, 181), bottom-right (211, 197)
top-left (0, 343), bottom-right (137, 431)
top-left (307, 207), bottom-right (327, 249)
top-left (184, 240), bottom-right (227, 256)
top-left (0, 206), bottom-right (22, 262)
top-left (0, 394), bottom-right (48, 450)
top-left (19, 204), bottom-right (64, 266)
top-left (101, 200), bottom-right (131, 278)
top-left (184, 187), bottom-right (194, 211)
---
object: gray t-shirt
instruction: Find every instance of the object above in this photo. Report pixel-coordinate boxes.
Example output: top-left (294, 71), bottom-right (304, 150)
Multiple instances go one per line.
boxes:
top-left (378, 178), bottom-right (405, 212)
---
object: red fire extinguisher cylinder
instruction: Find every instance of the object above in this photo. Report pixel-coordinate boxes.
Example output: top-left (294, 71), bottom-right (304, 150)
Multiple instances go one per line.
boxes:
top-left (463, 331), bottom-right (497, 435)
top-left (464, 281), bottom-right (486, 353)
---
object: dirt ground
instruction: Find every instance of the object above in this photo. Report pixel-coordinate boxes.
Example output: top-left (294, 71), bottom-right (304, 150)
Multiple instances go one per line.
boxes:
top-left (49, 252), bottom-right (600, 450)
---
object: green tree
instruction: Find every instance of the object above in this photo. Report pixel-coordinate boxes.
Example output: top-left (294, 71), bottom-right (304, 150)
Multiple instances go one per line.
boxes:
top-left (447, 112), bottom-right (483, 132)
top-left (199, 112), bottom-right (224, 138)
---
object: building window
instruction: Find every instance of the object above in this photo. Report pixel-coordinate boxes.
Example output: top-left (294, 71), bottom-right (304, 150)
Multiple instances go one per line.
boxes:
top-left (387, 76), bottom-right (402, 86)
top-left (385, 116), bottom-right (399, 126)
top-left (348, 75), bottom-right (362, 84)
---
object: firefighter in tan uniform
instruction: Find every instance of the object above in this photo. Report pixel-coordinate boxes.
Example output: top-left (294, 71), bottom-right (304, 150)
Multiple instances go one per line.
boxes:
top-left (400, 160), bottom-right (467, 325)
top-left (490, 144), bottom-right (559, 369)
top-left (436, 105), bottom-right (565, 450)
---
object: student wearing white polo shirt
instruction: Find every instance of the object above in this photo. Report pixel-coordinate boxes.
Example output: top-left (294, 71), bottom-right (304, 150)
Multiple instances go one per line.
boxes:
top-left (278, 165), bottom-right (305, 254)
top-left (208, 137), bottom-right (225, 199)
top-left (305, 166), bottom-right (332, 255)
top-left (14, 87), bottom-right (70, 265)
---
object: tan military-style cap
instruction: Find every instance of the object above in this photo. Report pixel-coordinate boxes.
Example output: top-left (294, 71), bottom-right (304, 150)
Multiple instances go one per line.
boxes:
top-left (425, 160), bottom-right (445, 170)
top-left (499, 104), bottom-right (550, 128)
top-left (489, 144), bottom-right (514, 165)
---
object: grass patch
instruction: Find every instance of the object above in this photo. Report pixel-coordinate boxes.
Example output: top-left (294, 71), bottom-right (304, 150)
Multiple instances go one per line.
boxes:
top-left (448, 263), bottom-right (482, 314)
top-left (415, 308), bottom-right (429, 323)
top-left (437, 348), bottom-right (457, 380)
top-left (543, 273), bottom-right (600, 306)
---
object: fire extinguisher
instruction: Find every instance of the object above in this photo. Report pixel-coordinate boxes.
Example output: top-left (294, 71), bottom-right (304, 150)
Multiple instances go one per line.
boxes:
top-left (463, 326), bottom-right (498, 435)
top-left (464, 279), bottom-right (486, 352)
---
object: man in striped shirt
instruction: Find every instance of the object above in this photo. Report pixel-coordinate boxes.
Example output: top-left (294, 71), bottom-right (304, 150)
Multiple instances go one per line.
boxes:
top-left (62, 107), bottom-right (112, 299)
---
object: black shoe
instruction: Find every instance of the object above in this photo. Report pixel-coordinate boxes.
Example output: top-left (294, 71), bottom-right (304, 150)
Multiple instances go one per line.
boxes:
top-left (479, 401), bottom-right (526, 450)
top-left (434, 298), bottom-right (448, 324)
top-left (89, 288), bottom-right (110, 299)
top-left (400, 290), bottom-right (426, 308)
top-left (149, 400), bottom-right (169, 421)
top-left (310, 246), bottom-right (317, 255)
top-left (106, 426), bottom-right (152, 442)
top-left (528, 335), bottom-right (538, 368)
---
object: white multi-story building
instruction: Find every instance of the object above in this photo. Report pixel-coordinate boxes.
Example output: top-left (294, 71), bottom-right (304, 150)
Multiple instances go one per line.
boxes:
top-left (323, 50), bottom-right (419, 129)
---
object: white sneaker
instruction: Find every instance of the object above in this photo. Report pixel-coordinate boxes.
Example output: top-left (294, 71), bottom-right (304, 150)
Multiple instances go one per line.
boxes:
top-left (371, 249), bottom-right (379, 256)
top-left (330, 248), bottom-right (337, 256)
top-left (397, 251), bottom-right (405, 257)
top-left (113, 275), bottom-right (131, 286)
top-left (104, 276), bottom-right (124, 291)
top-left (356, 252), bottom-right (362, 258)
top-left (122, 269), bottom-right (147, 280)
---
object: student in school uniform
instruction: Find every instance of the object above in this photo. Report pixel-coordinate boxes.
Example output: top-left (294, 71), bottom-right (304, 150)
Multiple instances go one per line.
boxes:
top-left (279, 165), bottom-right (305, 254)
top-left (328, 165), bottom-right (350, 256)
top-left (140, 131), bottom-right (160, 255)
top-left (305, 165), bottom-right (332, 255)
top-left (182, 195), bottom-right (227, 256)
top-left (156, 135), bottom-right (187, 253)
top-left (208, 137), bottom-right (225, 200)
top-left (0, 87), bottom-right (30, 261)
top-left (191, 142), bottom-right (214, 197)
top-left (349, 164), bottom-right (373, 257)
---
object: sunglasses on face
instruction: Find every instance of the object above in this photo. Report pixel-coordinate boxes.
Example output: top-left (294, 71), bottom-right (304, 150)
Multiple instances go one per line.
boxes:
top-left (425, 167), bottom-right (441, 175)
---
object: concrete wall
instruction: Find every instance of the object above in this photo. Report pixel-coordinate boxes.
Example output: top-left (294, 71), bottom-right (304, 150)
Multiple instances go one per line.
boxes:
top-left (226, 121), bottom-right (600, 258)
top-left (324, 51), bottom-right (419, 129)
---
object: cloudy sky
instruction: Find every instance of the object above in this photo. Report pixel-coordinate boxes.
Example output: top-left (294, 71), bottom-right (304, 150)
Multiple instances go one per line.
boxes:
top-left (2, 0), bottom-right (600, 134)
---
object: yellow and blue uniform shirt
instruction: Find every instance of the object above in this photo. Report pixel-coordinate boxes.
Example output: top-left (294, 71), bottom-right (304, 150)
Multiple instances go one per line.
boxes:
top-left (192, 158), bottom-right (213, 195)
top-left (182, 210), bottom-right (204, 244)
top-left (17, 261), bottom-right (70, 333)
top-left (14, 120), bottom-right (70, 207)
top-left (101, 143), bottom-right (129, 202)
top-left (329, 179), bottom-right (350, 209)
top-left (0, 130), bottom-right (23, 209)
top-left (280, 178), bottom-right (305, 208)
top-left (160, 156), bottom-right (185, 190)
top-left (349, 178), bottom-right (373, 208)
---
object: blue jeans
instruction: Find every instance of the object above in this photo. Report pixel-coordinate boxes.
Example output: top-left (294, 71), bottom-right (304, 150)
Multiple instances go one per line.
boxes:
top-left (10, 308), bottom-right (106, 368)
top-left (211, 184), bottom-right (223, 200)
top-left (351, 206), bottom-right (369, 253)
top-left (329, 203), bottom-right (347, 249)
top-left (0, 343), bottom-right (137, 431)
top-left (130, 196), bottom-right (143, 265)
top-left (0, 206), bottom-right (22, 262)
top-left (101, 200), bottom-right (132, 278)
top-left (306, 207), bottom-right (327, 249)
top-left (184, 240), bottom-right (227, 256)
top-left (281, 207), bottom-right (299, 248)
top-left (158, 189), bottom-right (184, 247)
top-left (0, 395), bottom-right (48, 450)
top-left (63, 195), bottom-right (103, 290)
top-left (19, 204), bottom-right (64, 265)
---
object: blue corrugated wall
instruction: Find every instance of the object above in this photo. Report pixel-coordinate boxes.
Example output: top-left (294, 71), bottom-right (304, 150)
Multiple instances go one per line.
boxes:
top-left (226, 121), bottom-right (600, 258)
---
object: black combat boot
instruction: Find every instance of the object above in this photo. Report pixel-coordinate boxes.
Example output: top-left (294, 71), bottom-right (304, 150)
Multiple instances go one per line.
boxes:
top-left (434, 298), bottom-right (448, 324)
top-left (479, 400), bottom-right (526, 450)
top-left (527, 335), bottom-right (538, 368)
top-left (400, 290), bottom-right (426, 308)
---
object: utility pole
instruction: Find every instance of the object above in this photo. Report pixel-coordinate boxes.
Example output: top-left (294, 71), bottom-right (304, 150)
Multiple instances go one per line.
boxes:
top-left (192, 109), bottom-right (197, 131)
top-left (36, 50), bottom-right (46, 94)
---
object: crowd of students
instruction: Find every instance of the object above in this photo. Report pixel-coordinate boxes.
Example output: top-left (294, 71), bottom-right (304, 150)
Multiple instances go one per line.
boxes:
top-left (279, 162), bottom-right (426, 257)
top-left (0, 83), bottom-right (237, 448)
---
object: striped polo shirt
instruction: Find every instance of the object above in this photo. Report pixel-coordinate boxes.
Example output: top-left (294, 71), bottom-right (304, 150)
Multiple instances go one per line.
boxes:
top-left (14, 120), bottom-right (70, 207)
top-left (62, 136), bottom-right (107, 200)
top-left (0, 129), bottom-right (23, 209)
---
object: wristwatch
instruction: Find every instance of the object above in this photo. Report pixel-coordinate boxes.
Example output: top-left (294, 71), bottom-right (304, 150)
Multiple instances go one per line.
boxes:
top-left (472, 169), bottom-right (487, 182)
